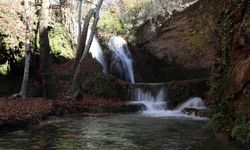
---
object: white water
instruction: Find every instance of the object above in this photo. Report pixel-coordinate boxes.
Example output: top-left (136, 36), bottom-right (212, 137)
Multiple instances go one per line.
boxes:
top-left (130, 86), bottom-right (207, 119)
top-left (176, 97), bottom-right (206, 111)
top-left (108, 36), bottom-right (135, 83)
top-left (131, 87), bottom-right (166, 111)
top-left (87, 30), bottom-right (108, 73)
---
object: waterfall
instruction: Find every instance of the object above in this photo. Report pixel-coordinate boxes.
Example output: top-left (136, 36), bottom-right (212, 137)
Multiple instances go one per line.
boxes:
top-left (87, 30), bottom-right (108, 73)
top-left (176, 97), bottom-right (206, 111)
top-left (108, 36), bottom-right (135, 83)
top-left (130, 84), bottom-right (207, 118)
top-left (131, 87), bottom-right (166, 112)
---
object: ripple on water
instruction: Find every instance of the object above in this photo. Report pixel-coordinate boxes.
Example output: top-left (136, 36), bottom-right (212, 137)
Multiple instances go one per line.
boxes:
top-left (0, 114), bottom-right (243, 150)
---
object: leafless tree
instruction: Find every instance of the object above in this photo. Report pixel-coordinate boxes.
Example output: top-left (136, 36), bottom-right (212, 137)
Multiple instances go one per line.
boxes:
top-left (70, 0), bottom-right (104, 100)
top-left (10, 0), bottom-right (31, 99)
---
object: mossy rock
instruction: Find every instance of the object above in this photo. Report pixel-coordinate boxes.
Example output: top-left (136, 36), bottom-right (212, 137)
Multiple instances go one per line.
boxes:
top-left (48, 26), bottom-right (74, 59)
top-left (83, 74), bottom-right (126, 99)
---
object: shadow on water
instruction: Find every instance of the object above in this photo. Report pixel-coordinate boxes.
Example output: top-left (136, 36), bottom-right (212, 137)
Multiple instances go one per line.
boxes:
top-left (0, 114), bottom-right (244, 150)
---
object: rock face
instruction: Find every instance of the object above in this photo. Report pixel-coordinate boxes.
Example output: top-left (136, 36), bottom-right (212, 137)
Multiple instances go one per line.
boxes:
top-left (166, 79), bottom-right (208, 107)
top-left (133, 1), bottom-right (215, 82)
top-left (181, 108), bottom-right (207, 117)
top-left (209, 0), bottom-right (250, 122)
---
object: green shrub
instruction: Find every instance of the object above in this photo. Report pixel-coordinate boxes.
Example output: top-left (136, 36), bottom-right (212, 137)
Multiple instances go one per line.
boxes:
top-left (208, 101), bottom-right (236, 131)
top-left (211, 113), bottom-right (228, 130)
top-left (231, 123), bottom-right (250, 143)
top-left (97, 11), bottom-right (135, 44)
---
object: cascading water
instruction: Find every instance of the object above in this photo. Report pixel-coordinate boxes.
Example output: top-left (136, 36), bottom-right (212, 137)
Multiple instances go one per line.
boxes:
top-left (130, 84), bottom-right (207, 118)
top-left (87, 30), bottom-right (108, 73)
top-left (131, 87), bottom-right (166, 112)
top-left (108, 36), bottom-right (135, 83)
top-left (176, 97), bottom-right (206, 111)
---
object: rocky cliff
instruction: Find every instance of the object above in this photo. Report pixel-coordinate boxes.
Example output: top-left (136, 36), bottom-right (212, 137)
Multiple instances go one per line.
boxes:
top-left (133, 0), bottom-right (250, 144)
top-left (132, 1), bottom-right (217, 82)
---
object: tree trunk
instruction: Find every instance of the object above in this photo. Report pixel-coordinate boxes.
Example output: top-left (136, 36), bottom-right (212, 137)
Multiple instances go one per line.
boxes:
top-left (73, 7), bottom-right (95, 72)
top-left (19, 0), bottom-right (32, 99)
top-left (39, 0), bottom-right (57, 100)
top-left (10, 0), bottom-right (31, 99)
top-left (77, 0), bottom-right (83, 46)
top-left (61, 0), bottom-right (78, 47)
top-left (71, 0), bottom-right (104, 100)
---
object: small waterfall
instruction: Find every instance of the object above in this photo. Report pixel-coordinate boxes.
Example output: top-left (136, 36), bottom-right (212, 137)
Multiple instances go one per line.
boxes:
top-left (87, 30), bottom-right (108, 73)
top-left (130, 84), bottom-right (207, 118)
top-left (176, 97), bottom-right (206, 111)
top-left (108, 36), bottom-right (135, 83)
top-left (131, 87), bottom-right (166, 112)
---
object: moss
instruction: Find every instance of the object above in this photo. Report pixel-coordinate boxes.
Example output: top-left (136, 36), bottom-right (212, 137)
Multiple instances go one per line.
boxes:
top-left (0, 63), bottom-right (8, 75)
top-left (83, 74), bottom-right (123, 99)
top-left (48, 26), bottom-right (74, 59)
top-left (192, 35), bottom-right (208, 50)
top-left (185, 28), bottom-right (208, 56)
top-left (89, 75), bottom-right (119, 98)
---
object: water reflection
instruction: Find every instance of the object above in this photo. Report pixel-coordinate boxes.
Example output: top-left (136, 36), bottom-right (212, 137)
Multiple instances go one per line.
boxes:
top-left (0, 114), bottom-right (242, 150)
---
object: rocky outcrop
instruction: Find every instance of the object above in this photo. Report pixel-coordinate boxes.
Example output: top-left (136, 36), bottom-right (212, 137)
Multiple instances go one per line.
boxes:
top-left (132, 1), bottom-right (216, 82)
top-left (181, 107), bottom-right (207, 117)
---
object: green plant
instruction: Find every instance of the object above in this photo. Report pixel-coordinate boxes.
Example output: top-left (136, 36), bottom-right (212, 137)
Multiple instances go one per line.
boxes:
top-left (231, 123), bottom-right (250, 143)
top-left (211, 113), bottom-right (228, 130)
top-left (208, 101), bottom-right (236, 131)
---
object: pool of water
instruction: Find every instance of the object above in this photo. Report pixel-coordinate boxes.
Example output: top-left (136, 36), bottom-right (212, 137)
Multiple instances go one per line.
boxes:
top-left (0, 114), bottom-right (242, 150)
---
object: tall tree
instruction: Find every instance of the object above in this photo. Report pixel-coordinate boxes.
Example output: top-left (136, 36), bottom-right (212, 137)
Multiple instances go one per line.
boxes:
top-left (10, 0), bottom-right (31, 99)
top-left (39, 0), bottom-right (57, 99)
top-left (19, 0), bottom-right (32, 98)
top-left (73, 6), bottom-right (95, 72)
top-left (71, 0), bottom-right (104, 100)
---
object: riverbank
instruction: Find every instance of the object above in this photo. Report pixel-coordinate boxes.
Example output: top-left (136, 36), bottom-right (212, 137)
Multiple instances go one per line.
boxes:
top-left (0, 97), bottom-right (141, 130)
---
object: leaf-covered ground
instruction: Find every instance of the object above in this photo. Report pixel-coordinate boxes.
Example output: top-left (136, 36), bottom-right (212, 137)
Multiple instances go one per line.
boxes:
top-left (0, 98), bottom-right (53, 123)
top-left (0, 96), bottom-right (126, 127)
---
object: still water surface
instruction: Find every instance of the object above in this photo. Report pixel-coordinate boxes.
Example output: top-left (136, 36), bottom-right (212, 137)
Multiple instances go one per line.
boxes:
top-left (0, 114), bottom-right (242, 150)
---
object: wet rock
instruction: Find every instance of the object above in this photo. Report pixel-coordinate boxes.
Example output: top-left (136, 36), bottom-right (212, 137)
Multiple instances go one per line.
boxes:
top-left (167, 79), bottom-right (209, 108)
top-left (181, 108), bottom-right (207, 117)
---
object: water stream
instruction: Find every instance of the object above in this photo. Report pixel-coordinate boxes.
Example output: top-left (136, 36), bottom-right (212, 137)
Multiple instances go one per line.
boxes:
top-left (0, 114), bottom-right (242, 150)
top-left (108, 36), bottom-right (135, 83)
top-left (130, 84), bottom-right (207, 118)
top-left (88, 30), bottom-right (108, 73)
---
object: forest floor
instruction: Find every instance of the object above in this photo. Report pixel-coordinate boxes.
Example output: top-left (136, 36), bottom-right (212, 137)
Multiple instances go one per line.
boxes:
top-left (0, 96), bottom-right (139, 130)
